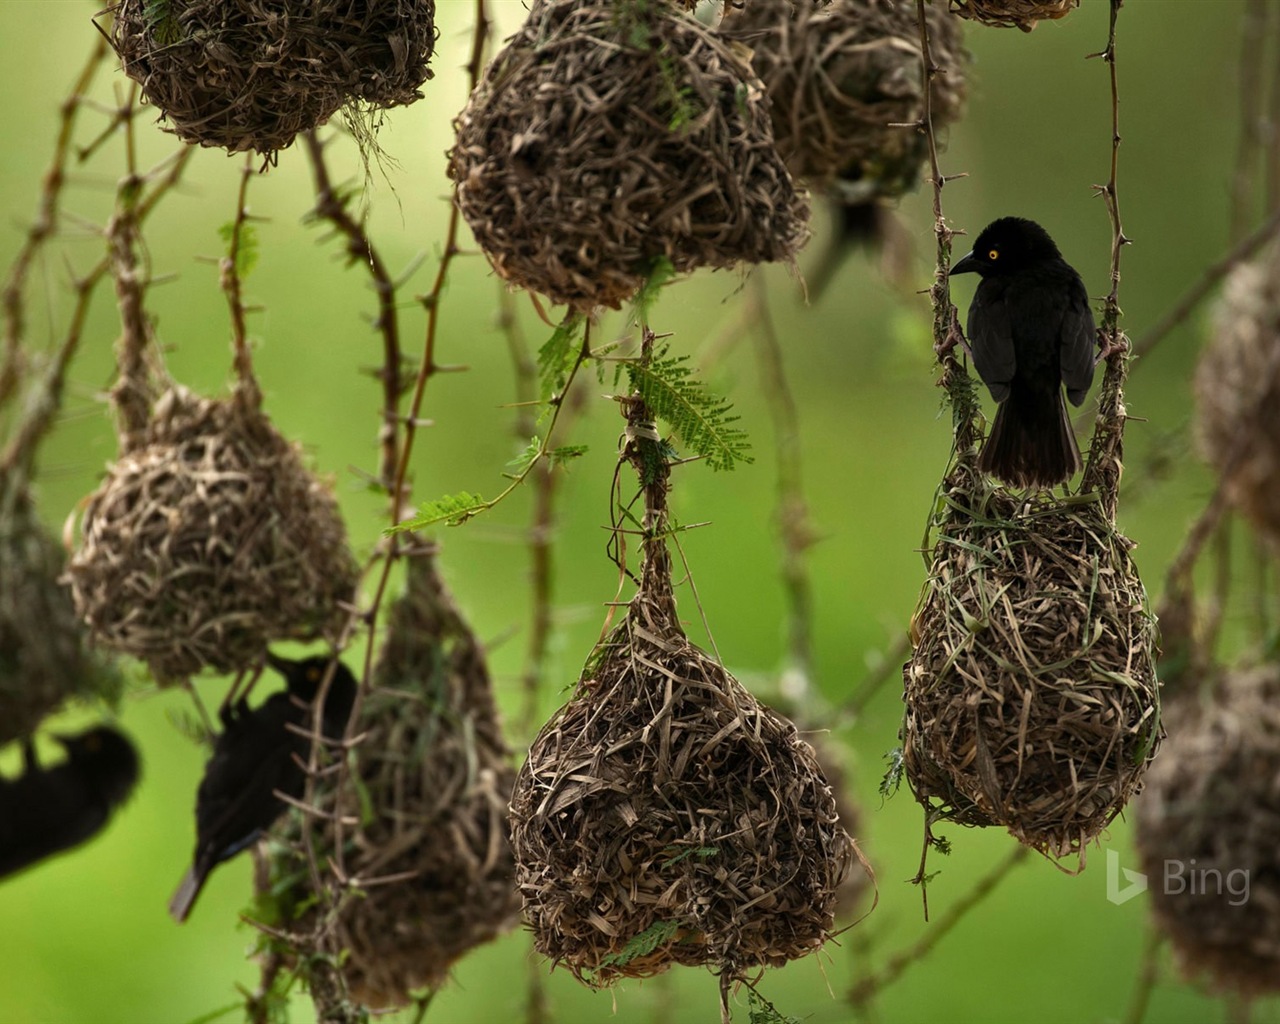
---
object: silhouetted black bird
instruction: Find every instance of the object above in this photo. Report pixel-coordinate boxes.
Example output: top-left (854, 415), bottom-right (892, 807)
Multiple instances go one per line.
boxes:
top-left (168, 654), bottom-right (357, 923)
top-left (0, 726), bottom-right (140, 880)
top-left (949, 217), bottom-right (1096, 489)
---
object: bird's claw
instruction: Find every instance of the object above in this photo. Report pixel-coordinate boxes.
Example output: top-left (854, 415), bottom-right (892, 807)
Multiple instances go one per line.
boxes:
top-left (935, 307), bottom-right (973, 362)
top-left (1094, 328), bottom-right (1128, 366)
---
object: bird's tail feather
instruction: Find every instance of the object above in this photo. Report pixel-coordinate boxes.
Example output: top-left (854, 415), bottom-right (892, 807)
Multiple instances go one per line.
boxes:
top-left (978, 389), bottom-right (1081, 489)
top-left (169, 866), bottom-right (205, 924)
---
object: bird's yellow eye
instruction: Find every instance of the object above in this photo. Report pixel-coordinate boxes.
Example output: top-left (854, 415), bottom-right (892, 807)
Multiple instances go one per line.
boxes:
top-left (987, 249), bottom-right (999, 260)
top-left (307, 667), bottom-right (321, 683)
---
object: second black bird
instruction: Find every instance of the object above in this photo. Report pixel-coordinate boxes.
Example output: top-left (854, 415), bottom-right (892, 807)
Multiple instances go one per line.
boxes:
top-left (950, 216), bottom-right (1097, 489)
top-left (168, 654), bottom-right (356, 923)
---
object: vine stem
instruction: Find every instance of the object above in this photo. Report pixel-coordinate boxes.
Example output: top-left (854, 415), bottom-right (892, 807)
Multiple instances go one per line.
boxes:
top-left (221, 154), bottom-right (260, 404)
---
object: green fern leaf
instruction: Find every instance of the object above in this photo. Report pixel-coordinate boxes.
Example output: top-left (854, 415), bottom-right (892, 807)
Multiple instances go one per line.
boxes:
top-left (597, 919), bottom-right (680, 970)
top-left (389, 491), bottom-right (488, 532)
top-left (537, 315), bottom-right (584, 398)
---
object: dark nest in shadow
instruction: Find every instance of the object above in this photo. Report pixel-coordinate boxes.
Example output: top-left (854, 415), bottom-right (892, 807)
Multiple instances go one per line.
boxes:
top-left (448, 0), bottom-right (808, 312)
top-left (0, 479), bottom-right (118, 746)
top-left (265, 549), bottom-right (519, 1009)
top-left (108, 0), bottom-right (437, 155)
top-left (511, 530), bottom-right (859, 987)
top-left (66, 385), bottom-right (358, 683)
top-left (1195, 246), bottom-right (1280, 552)
top-left (1136, 665), bottom-right (1280, 999)
top-left (947, 0), bottom-right (1077, 31)
top-left (902, 462), bottom-right (1161, 863)
top-left (721, 0), bottom-right (967, 197)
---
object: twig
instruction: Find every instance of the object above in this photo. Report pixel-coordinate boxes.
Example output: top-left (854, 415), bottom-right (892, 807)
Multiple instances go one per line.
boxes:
top-left (221, 154), bottom-right (259, 401)
top-left (1122, 926), bottom-right (1163, 1024)
top-left (839, 631), bottom-right (912, 722)
top-left (847, 844), bottom-right (1029, 1009)
top-left (1232, 0), bottom-right (1269, 241)
top-left (1131, 206), bottom-right (1280, 362)
top-left (1080, 0), bottom-right (1131, 517)
top-left (0, 36), bottom-right (109, 413)
top-left (1268, 3), bottom-right (1280, 213)
top-left (302, 130), bottom-right (406, 501)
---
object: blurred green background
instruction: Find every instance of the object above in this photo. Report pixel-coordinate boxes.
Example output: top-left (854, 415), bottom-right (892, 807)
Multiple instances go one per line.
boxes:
top-left (0, 1), bottom-right (1275, 1022)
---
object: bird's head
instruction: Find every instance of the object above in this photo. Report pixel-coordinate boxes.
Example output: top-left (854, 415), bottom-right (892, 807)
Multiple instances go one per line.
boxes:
top-left (265, 653), bottom-right (358, 730)
top-left (53, 726), bottom-right (141, 805)
top-left (949, 216), bottom-right (1063, 279)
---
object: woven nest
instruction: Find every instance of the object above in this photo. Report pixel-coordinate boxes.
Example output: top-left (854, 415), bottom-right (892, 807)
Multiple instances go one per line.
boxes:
top-left (108, 0), bottom-right (437, 155)
top-left (511, 542), bottom-right (857, 985)
top-left (448, 0), bottom-right (808, 312)
top-left (0, 481), bottom-right (118, 747)
top-left (268, 552), bottom-right (519, 1007)
top-left (948, 0), bottom-right (1076, 31)
top-left (722, 0), bottom-right (967, 196)
top-left (902, 464), bottom-right (1162, 861)
top-left (1135, 665), bottom-right (1280, 997)
top-left (1194, 248), bottom-right (1280, 550)
top-left (809, 735), bottom-right (872, 917)
top-left (66, 385), bottom-right (358, 683)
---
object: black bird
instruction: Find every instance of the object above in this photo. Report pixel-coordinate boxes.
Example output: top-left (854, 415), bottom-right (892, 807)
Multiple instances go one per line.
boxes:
top-left (168, 654), bottom-right (357, 923)
top-left (949, 217), bottom-right (1097, 489)
top-left (0, 726), bottom-right (140, 880)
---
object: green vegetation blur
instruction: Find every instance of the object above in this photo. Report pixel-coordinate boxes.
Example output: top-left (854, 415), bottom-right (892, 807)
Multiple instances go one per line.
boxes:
top-left (0, 2), bottom-right (1271, 1022)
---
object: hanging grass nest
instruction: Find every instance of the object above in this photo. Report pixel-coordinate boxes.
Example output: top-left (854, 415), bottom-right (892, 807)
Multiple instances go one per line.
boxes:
top-left (0, 479), bottom-right (119, 747)
top-left (1135, 665), bottom-right (1280, 997)
top-left (947, 0), bottom-right (1077, 31)
top-left (902, 461), bottom-right (1162, 862)
top-left (107, 0), bottom-right (437, 155)
top-left (721, 0), bottom-right (967, 197)
top-left (1194, 247), bottom-right (1280, 550)
top-left (511, 391), bottom-right (858, 988)
top-left (809, 735), bottom-right (873, 918)
top-left (66, 385), bottom-right (358, 683)
top-left (448, 0), bottom-right (808, 312)
top-left (267, 549), bottom-right (520, 1008)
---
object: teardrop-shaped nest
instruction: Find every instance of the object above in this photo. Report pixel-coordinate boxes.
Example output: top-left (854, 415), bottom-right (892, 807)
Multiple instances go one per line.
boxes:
top-left (721, 0), bottom-right (967, 196)
top-left (107, 0), bottom-right (437, 155)
top-left (902, 466), bottom-right (1162, 862)
top-left (947, 0), bottom-right (1077, 31)
top-left (448, 0), bottom-right (809, 312)
top-left (1194, 247), bottom-right (1280, 551)
top-left (265, 551), bottom-right (519, 1008)
top-left (0, 480), bottom-right (119, 746)
top-left (1135, 665), bottom-right (1280, 998)
top-left (66, 386), bottom-right (358, 683)
top-left (511, 557), bottom-right (859, 985)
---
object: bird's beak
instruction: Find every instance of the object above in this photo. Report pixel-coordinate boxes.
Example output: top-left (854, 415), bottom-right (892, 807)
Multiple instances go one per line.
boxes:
top-left (949, 250), bottom-right (980, 277)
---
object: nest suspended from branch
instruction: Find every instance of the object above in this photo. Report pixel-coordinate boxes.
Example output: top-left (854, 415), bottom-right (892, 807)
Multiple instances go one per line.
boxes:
top-left (0, 481), bottom-right (118, 747)
top-left (902, 460), bottom-right (1161, 862)
top-left (266, 550), bottom-right (519, 1008)
top-left (947, 0), bottom-right (1077, 31)
top-left (1135, 665), bottom-right (1280, 997)
top-left (1194, 248), bottom-right (1280, 550)
top-left (448, 0), bottom-right (808, 312)
top-left (66, 385), bottom-right (358, 683)
top-left (107, 0), bottom-right (437, 155)
top-left (721, 0), bottom-right (967, 196)
top-left (511, 384), bottom-right (858, 986)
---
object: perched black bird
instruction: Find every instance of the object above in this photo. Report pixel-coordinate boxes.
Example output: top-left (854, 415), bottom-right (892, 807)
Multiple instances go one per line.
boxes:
top-left (168, 654), bottom-right (356, 923)
top-left (949, 217), bottom-right (1097, 489)
top-left (0, 726), bottom-right (140, 880)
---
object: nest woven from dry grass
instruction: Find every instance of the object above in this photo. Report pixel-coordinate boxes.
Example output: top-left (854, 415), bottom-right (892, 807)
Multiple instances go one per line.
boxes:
top-left (448, 0), bottom-right (808, 312)
top-left (0, 480), bottom-right (117, 747)
top-left (512, 494), bottom-right (856, 986)
top-left (267, 551), bottom-right (519, 1007)
top-left (722, 0), bottom-right (967, 196)
top-left (948, 0), bottom-right (1077, 31)
top-left (902, 462), bottom-right (1161, 862)
top-left (66, 385), bottom-right (358, 683)
top-left (1194, 248), bottom-right (1280, 550)
top-left (1135, 665), bottom-right (1280, 997)
top-left (108, 0), bottom-right (437, 155)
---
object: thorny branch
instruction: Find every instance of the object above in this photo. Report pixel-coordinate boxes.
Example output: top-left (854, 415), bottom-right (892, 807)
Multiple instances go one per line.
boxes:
top-left (221, 154), bottom-right (260, 402)
top-left (302, 130), bottom-right (407, 499)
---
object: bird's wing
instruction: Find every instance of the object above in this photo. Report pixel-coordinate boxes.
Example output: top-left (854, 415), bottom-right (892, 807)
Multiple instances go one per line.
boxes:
top-left (1060, 275), bottom-right (1097, 406)
top-left (968, 285), bottom-right (1016, 403)
top-left (0, 768), bottom-right (107, 879)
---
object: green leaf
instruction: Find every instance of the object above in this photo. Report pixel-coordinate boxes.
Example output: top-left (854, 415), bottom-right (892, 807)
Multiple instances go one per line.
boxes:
top-left (597, 919), bottom-right (680, 970)
top-left (179, 1002), bottom-right (241, 1024)
top-left (627, 347), bottom-right (752, 471)
top-left (663, 845), bottom-right (719, 866)
top-left (144, 0), bottom-right (181, 44)
top-left (537, 315), bottom-right (584, 399)
top-left (747, 989), bottom-right (802, 1024)
top-left (507, 436), bottom-right (541, 474)
top-left (218, 221), bottom-right (259, 278)
top-left (633, 256), bottom-right (676, 326)
top-left (389, 491), bottom-right (488, 532)
top-left (547, 444), bottom-right (588, 467)
top-left (879, 747), bottom-right (905, 801)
